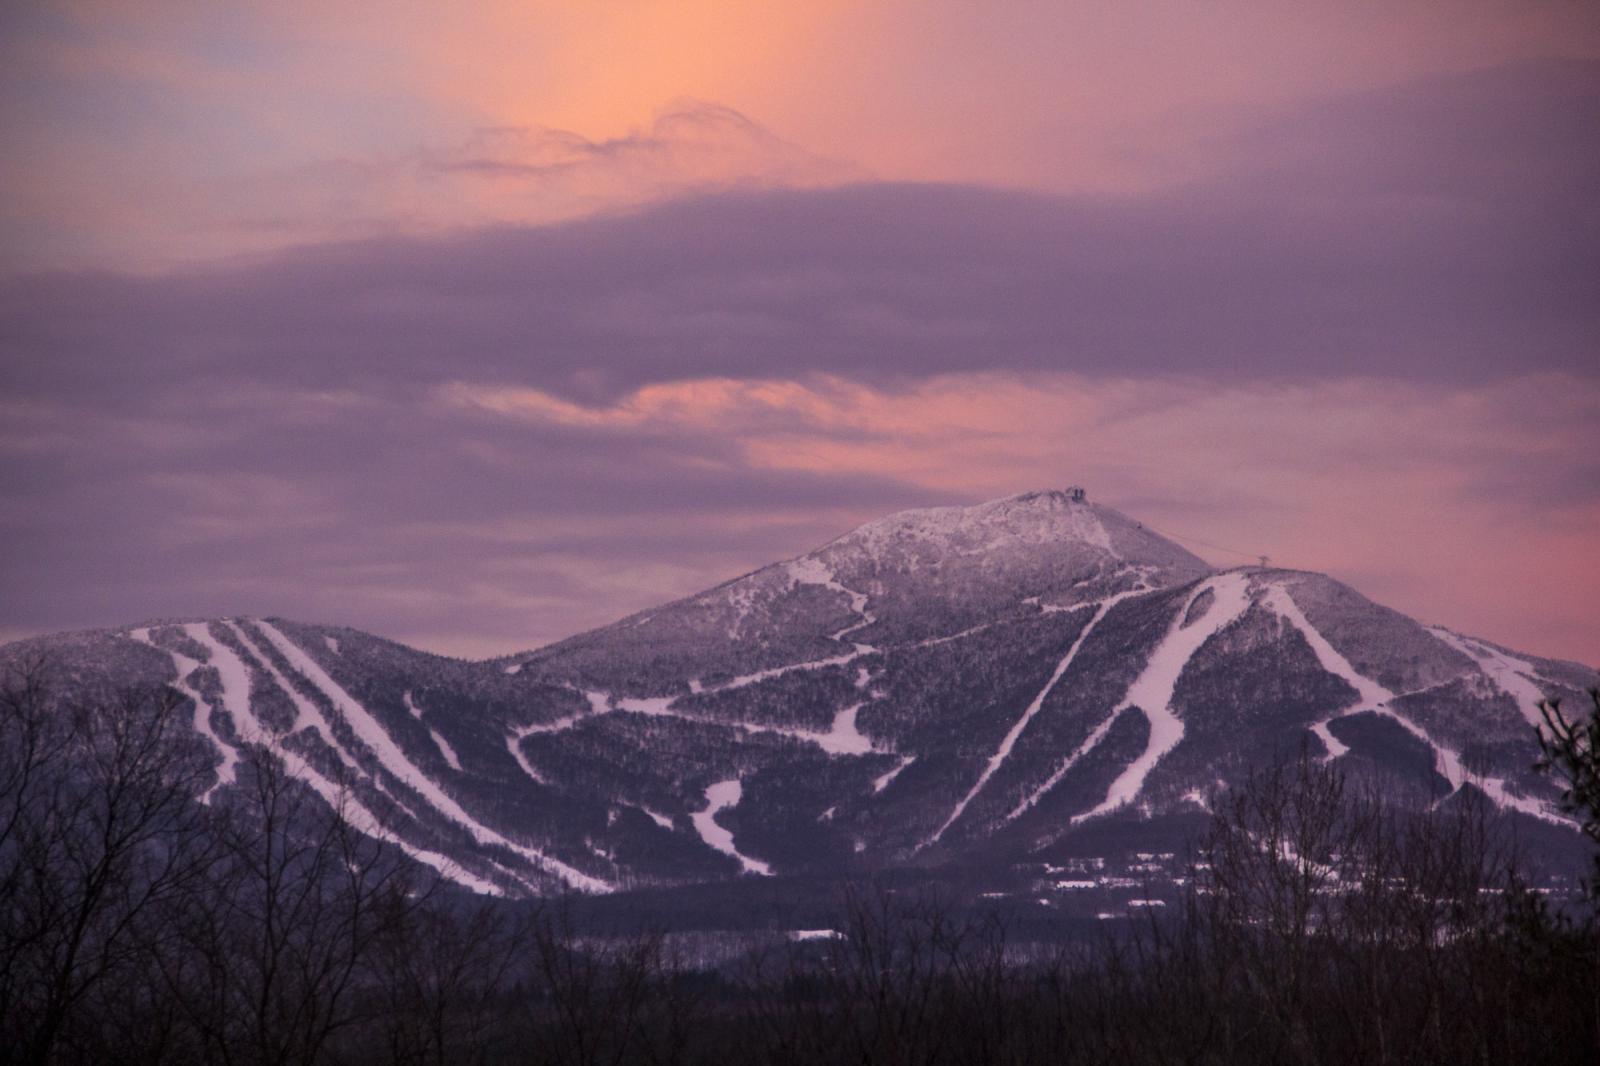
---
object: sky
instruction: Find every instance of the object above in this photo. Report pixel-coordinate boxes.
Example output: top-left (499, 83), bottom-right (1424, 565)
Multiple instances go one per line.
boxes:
top-left (1, 1), bottom-right (1597, 663)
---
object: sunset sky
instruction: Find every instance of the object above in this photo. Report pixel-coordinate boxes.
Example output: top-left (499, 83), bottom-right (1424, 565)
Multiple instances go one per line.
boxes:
top-left (2, 1), bottom-right (1597, 662)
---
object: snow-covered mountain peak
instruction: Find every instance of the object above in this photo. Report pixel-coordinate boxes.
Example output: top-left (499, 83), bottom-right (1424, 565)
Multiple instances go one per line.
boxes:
top-left (827, 489), bottom-right (1117, 555)
top-left (6, 494), bottom-right (1596, 901)
top-left (804, 489), bottom-right (1210, 597)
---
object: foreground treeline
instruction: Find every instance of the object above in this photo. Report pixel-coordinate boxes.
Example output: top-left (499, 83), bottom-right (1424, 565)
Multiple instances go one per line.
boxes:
top-left (3, 660), bottom-right (1599, 1065)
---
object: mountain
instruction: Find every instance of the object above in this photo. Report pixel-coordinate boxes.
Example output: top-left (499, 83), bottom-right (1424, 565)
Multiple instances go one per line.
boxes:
top-left (3, 490), bottom-right (1593, 903)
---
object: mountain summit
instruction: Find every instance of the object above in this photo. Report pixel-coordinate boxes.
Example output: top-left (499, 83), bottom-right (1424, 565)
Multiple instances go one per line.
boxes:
top-left (517, 489), bottom-right (1211, 686)
top-left (3, 491), bottom-right (1592, 900)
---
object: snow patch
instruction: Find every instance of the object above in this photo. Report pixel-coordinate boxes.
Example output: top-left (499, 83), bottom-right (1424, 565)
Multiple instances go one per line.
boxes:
top-left (873, 755), bottom-right (914, 794)
top-left (790, 703), bottom-right (875, 756)
top-left (405, 691), bottom-right (462, 771)
top-left (1310, 719), bottom-right (1350, 759)
top-left (691, 779), bottom-right (771, 876)
top-left (505, 731), bottom-right (548, 784)
top-left (719, 647), bottom-right (871, 691)
top-left (639, 806), bottom-right (675, 831)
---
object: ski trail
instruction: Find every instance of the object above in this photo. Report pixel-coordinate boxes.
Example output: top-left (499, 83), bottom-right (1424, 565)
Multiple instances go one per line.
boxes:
top-left (229, 623), bottom-right (530, 891)
top-left (784, 703), bottom-right (875, 755)
top-left (929, 593), bottom-right (1136, 844)
top-left (787, 557), bottom-right (875, 643)
top-left (1005, 705), bottom-right (1124, 822)
top-left (636, 805), bottom-right (675, 830)
top-left (1267, 588), bottom-right (1570, 826)
top-left (1309, 720), bottom-right (1350, 759)
top-left (1427, 627), bottom-right (1550, 730)
top-left (1070, 572), bottom-right (1255, 824)
top-left (523, 560), bottom-right (883, 755)
top-left (505, 729), bottom-right (549, 785)
top-left (138, 624), bottom-right (510, 894)
top-left (718, 647), bottom-right (874, 691)
top-left (1262, 586), bottom-right (1392, 763)
top-left (523, 685), bottom-right (886, 758)
top-left (130, 625), bottom-right (241, 800)
top-left (404, 691), bottom-right (462, 771)
top-left (226, 622), bottom-right (361, 772)
top-left (253, 620), bottom-right (611, 893)
top-left (273, 743), bottom-right (509, 897)
top-left (873, 755), bottom-right (915, 794)
top-left (691, 779), bottom-right (771, 875)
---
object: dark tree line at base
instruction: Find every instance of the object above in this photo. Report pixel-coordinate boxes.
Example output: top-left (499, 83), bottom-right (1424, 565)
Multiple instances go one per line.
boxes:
top-left (3, 658), bottom-right (1598, 1065)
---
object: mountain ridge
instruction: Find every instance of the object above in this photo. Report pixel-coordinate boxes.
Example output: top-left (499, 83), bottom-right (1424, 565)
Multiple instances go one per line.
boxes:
top-left (2, 490), bottom-right (1592, 901)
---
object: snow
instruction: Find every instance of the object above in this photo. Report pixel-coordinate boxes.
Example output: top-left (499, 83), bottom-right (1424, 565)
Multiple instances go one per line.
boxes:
top-left (132, 625), bottom-right (531, 897)
top-left (1266, 588), bottom-right (1571, 827)
top-left (129, 625), bottom-right (243, 800)
top-left (873, 755), bottom-right (914, 794)
top-left (188, 624), bottom-right (255, 731)
top-left (1068, 573), bottom-right (1255, 824)
top-left (254, 621), bottom-right (611, 893)
top-left (276, 742), bottom-right (509, 897)
top-left (502, 661), bottom-right (523, 675)
top-left (1072, 507), bottom-right (1115, 555)
top-left (930, 589), bottom-right (1145, 844)
top-left (639, 806), bottom-right (675, 831)
top-left (839, 490), bottom-right (1119, 560)
top-left (719, 647), bottom-right (872, 691)
top-left (323, 635), bottom-right (341, 655)
top-left (1309, 719), bottom-right (1351, 759)
top-left (616, 695), bottom-right (677, 717)
top-left (785, 557), bottom-right (875, 641)
top-left (148, 623), bottom-right (511, 896)
top-left (691, 779), bottom-right (771, 876)
top-left (225, 622), bottom-right (361, 772)
top-left (912, 621), bottom-right (999, 647)
top-left (1006, 704), bottom-right (1122, 822)
top-left (529, 675), bottom-right (887, 761)
top-left (723, 583), bottom-right (760, 640)
top-left (505, 732), bottom-right (548, 785)
top-left (789, 929), bottom-right (844, 941)
top-left (1428, 627), bottom-right (1550, 730)
top-left (404, 691), bottom-right (462, 771)
top-left (805, 703), bottom-right (874, 755)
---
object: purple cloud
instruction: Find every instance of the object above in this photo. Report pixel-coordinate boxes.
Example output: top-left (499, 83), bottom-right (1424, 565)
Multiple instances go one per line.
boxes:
top-left (1, 61), bottom-right (1596, 658)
